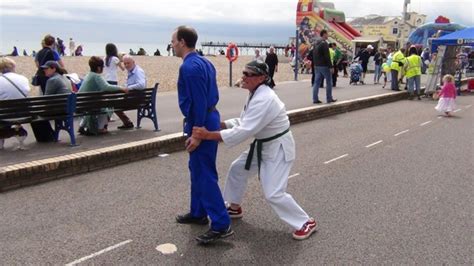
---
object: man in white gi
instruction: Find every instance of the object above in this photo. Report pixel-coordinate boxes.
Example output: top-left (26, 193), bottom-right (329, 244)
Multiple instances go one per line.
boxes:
top-left (192, 60), bottom-right (317, 240)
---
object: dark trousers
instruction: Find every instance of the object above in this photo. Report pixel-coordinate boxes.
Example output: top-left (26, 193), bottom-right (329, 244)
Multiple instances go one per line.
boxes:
top-left (115, 111), bottom-right (133, 125)
top-left (391, 69), bottom-right (399, 90)
top-left (268, 67), bottom-right (276, 88)
top-left (332, 66), bottom-right (338, 87)
top-left (0, 126), bottom-right (19, 139)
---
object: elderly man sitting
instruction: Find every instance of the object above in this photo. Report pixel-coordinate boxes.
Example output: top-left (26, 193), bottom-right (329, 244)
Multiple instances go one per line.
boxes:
top-left (0, 58), bottom-right (30, 149)
top-left (115, 55), bottom-right (147, 129)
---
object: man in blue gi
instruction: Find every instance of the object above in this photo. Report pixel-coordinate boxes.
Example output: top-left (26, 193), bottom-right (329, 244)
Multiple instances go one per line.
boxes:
top-left (171, 25), bottom-right (233, 244)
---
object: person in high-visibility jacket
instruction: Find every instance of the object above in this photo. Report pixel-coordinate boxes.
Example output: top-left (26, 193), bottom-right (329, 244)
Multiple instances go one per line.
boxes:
top-left (381, 62), bottom-right (390, 89)
top-left (404, 46), bottom-right (422, 100)
top-left (329, 43), bottom-right (339, 87)
top-left (390, 48), bottom-right (406, 91)
top-left (427, 53), bottom-right (437, 74)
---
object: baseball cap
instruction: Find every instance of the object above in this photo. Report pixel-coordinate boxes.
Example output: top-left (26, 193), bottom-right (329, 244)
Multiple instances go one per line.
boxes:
top-left (40, 60), bottom-right (60, 69)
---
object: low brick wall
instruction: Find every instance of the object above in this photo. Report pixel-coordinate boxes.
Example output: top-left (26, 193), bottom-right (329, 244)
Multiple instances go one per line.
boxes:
top-left (0, 133), bottom-right (186, 191)
top-left (288, 91), bottom-right (407, 124)
top-left (0, 91), bottom-right (408, 192)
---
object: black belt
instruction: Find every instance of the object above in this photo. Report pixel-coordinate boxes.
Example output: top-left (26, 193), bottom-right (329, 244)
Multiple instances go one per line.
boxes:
top-left (182, 106), bottom-right (217, 134)
top-left (244, 127), bottom-right (290, 176)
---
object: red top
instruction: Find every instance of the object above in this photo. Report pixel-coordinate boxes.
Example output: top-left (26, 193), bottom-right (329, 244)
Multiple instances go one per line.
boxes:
top-left (439, 82), bottom-right (456, 99)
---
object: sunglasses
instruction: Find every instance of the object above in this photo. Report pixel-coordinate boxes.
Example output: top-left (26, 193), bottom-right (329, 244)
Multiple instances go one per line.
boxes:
top-left (242, 71), bottom-right (260, 77)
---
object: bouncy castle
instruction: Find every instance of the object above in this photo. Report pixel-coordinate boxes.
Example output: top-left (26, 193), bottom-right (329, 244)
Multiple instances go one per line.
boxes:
top-left (408, 16), bottom-right (466, 48)
top-left (296, 0), bottom-right (361, 58)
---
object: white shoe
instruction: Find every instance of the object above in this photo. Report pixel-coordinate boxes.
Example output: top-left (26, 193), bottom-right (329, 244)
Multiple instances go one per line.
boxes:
top-left (15, 135), bottom-right (27, 150)
top-left (14, 127), bottom-right (28, 150)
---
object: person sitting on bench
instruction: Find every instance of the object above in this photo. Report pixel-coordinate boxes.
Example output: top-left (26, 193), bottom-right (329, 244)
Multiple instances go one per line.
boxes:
top-left (115, 55), bottom-right (146, 130)
top-left (78, 56), bottom-right (128, 135)
top-left (0, 58), bottom-right (30, 149)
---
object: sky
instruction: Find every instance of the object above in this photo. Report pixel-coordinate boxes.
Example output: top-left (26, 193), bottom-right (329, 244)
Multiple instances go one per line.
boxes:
top-left (0, 0), bottom-right (472, 55)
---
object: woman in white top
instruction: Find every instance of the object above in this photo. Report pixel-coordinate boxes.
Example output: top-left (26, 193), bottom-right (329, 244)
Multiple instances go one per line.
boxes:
top-left (0, 58), bottom-right (30, 149)
top-left (103, 43), bottom-right (125, 85)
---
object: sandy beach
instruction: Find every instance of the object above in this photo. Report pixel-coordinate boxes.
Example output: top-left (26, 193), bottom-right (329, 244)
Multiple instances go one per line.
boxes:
top-left (10, 55), bottom-right (309, 96)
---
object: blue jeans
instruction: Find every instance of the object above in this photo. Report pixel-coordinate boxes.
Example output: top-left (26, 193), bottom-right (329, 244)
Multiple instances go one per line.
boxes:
top-left (374, 64), bottom-right (382, 83)
top-left (407, 75), bottom-right (421, 95)
top-left (313, 66), bottom-right (333, 102)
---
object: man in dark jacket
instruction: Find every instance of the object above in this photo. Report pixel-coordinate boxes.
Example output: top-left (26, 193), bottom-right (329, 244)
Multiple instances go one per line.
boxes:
top-left (264, 46), bottom-right (278, 88)
top-left (354, 44), bottom-right (374, 84)
top-left (312, 30), bottom-right (336, 104)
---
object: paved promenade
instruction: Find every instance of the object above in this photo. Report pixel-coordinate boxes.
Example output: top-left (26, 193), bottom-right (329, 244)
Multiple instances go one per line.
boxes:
top-left (1, 93), bottom-right (471, 264)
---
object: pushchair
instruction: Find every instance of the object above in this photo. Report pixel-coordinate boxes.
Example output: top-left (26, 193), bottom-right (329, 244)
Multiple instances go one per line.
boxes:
top-left (349, 61), bottom-right (363, 85)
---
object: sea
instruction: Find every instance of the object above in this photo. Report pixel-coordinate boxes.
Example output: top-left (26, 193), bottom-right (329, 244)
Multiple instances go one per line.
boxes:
top-left (1, 40), bottom-right (273, 57)
top-left (1, 40), bottom-right (172, 57)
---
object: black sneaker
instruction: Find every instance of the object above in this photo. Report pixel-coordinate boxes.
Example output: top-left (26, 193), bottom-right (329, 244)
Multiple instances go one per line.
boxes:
top-left (313, 100), bottom-right (322, 104)
top-left (117, 123), bottom-right (134, 130)
top-left (176, 213), bottom-right (209, 225)
top-left (196, 226), bottom-right (234, 244)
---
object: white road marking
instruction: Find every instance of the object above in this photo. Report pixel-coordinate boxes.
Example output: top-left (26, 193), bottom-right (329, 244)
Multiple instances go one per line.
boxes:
top-left (158, 153), bottom-right (169, 158)
top-left (453, 109), bottom-right (462, 113)
top-left (394, 130), bottom-right (409, 136)
top-left (465, 105), bottom-right (472, 108)
top-left (288, 173), bottom-right (300, 179)
top-left (324, 154), bottom-right (349, 164)
top-left (65, 240), bottom-right (133, 266)
top-left (420, 120), bottom-right (432, 126)
top-left (156, 243), bottom-right (177, 255)
top-left (437, 116), bottom-right (443, 119)
top-left (365, 140), bottom-right (383, 148)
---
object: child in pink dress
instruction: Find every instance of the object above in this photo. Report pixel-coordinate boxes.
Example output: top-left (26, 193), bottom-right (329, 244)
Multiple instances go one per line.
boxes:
top-left (435, 74), bottom-right (457, 117)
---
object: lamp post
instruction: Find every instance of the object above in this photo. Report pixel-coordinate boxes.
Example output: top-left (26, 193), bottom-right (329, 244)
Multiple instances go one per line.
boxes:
top-left (399, 0), bottom-right (410, 48)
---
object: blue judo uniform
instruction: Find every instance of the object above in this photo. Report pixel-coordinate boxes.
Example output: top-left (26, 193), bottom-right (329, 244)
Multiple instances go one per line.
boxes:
top-left (178, 52), bottom-right (230, 231)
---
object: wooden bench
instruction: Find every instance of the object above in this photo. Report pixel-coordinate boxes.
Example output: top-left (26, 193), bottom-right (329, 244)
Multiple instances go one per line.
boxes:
top-left (0, 83), bottom-right (159, 146)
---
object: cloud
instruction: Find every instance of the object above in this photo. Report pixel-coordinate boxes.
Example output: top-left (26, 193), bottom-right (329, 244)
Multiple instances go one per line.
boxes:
top-left (1, 0), bottom-right (471, 26)
top-left (0, 0), bottom-right (297, 25)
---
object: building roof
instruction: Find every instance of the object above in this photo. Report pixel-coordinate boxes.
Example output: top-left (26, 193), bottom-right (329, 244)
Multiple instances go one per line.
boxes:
top-left (349, 15), bottom-right (400, 26)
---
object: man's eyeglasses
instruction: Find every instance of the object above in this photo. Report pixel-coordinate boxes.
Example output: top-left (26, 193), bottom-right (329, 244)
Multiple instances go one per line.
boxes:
top-left (242, 71), bottom-right (260, 77)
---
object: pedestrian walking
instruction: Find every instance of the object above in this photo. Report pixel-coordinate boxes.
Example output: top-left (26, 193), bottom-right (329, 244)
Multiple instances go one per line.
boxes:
top-left (435, 74), bottom-right (457, 117)
top-left (312, 30), bottom-right (336, 104)
top-left (264, 46), bottom-right (278, 88)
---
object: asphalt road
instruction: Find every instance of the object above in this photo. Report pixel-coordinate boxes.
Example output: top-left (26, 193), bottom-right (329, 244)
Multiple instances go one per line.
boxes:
top-left (0, 73), bottom-right (424, 166)
top-left (0, 94), bottom-right (471, 265)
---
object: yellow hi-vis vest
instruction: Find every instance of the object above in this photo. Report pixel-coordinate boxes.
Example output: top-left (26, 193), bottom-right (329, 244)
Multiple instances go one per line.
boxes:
top-left (404, 55), bottom-right (422, 78)
top-left (329, 48), bottom-right (335, 64)
top-left (390, 50), bottom-right (405, 72)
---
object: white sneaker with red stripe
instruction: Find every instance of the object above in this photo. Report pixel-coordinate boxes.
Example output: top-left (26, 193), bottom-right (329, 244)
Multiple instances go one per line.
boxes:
top-left (227, 206), bottom-right (243, 219)
top-left (292, 218), bottom-right (317, 240)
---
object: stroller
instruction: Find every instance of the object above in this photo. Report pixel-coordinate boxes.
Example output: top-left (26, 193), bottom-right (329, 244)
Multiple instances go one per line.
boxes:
top-left (349, 61), bottom-right (363, 85)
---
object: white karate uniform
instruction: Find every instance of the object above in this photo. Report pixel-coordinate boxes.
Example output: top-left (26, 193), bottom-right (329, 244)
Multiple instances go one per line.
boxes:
top-left (220, 84), bottom-right (310, 230)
